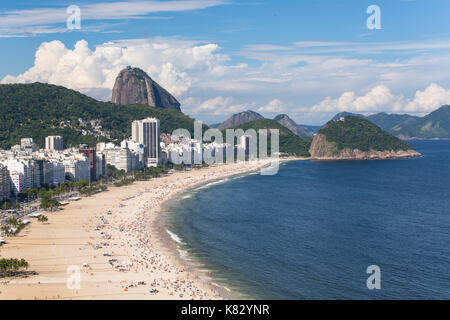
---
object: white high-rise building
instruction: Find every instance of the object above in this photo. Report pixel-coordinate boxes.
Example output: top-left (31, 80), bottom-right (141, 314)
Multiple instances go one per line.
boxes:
top-left (50, 161), bottom-right (65, 185)
top-left (131, 117), bottom-right (160, 167)
top-left (45, 136), bottom-right (64, 151)
top-left (63, 157), bottom-right (90, 182)
top-left (20, 138), bottom-right (39, 152)
top-left (2, 159), bottom-right (34, 194)
top-left (103, 147), bottom-right (133, 172)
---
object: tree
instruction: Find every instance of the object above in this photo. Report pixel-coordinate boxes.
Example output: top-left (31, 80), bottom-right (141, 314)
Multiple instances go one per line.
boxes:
top-left (7, 217), bottom-right (18, 227)
top-left (0, 258), bottom-right (29, 277)
top-left (37, 215), bottom-right (48, 224)
top-left (40, 196), bottom-right (61, 210)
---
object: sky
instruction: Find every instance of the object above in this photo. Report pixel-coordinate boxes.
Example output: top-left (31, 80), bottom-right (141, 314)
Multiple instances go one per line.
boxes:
top-left (1, 0), bottom-right (450, 125)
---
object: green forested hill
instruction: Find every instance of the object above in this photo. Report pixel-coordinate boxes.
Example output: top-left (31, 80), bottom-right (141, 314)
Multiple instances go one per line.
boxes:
top-left (319, 116), bottom-right (412, 152)
top-left (229, 119), bottom-right (312, 157)
top-left (0, 83), bottom-right (203, 149)
top-left (391, 105), bottom-right (450, 138)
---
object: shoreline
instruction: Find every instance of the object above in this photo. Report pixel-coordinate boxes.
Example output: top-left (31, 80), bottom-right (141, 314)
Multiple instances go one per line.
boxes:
top-left (0, 157), bottom-right (301, 300)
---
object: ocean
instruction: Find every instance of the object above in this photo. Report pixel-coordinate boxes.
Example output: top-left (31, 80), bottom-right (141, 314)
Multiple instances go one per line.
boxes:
top-left (164, 140), bottom-right (450, 299)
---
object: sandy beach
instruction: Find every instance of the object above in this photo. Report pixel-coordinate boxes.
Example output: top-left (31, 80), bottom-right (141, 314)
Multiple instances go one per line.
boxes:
top-left (0, 158), bottom-right (299, 300)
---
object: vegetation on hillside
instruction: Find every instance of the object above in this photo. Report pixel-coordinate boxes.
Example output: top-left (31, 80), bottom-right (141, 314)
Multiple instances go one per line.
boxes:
top-left (391, 105), bottom-right (450, 138)
top-left (0, 83), bottom-right (205, 149)
top-left (229, 119), bottom-right (312, 157)
top-left (319, 116), bottom-right (412, 152)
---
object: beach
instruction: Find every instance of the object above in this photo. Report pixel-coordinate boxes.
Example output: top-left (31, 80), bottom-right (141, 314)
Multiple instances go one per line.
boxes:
top-left (0, 158), bottom-right (296, 300)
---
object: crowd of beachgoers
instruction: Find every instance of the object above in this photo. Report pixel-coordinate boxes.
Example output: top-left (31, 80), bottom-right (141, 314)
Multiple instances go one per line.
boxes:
top-left (0, 158), bottom-right (292, 299)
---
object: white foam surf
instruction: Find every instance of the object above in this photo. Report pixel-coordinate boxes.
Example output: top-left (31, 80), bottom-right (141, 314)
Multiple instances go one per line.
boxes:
top-left (166, 229), bottom-right (184, 245)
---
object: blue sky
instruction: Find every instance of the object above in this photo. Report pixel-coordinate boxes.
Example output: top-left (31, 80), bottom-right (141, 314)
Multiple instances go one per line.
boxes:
top-left (1, 0), bottom-right (450, 124)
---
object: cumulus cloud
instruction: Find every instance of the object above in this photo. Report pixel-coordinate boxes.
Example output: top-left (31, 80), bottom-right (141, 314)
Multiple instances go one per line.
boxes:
top-left (183, 96), bottom-right (251, 115)
top-left (303, 83), bottom-right (450, 116)
top-left (1, 38), bottom-right (230, 101)
top-left (402, 83), bottom-right (450, 113)
top-left (257, 99), bottom-right (287, 113)
top-left (3, 37), bottom-right (450, 124)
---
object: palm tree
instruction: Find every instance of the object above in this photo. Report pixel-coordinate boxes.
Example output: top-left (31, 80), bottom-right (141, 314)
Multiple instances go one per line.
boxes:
top-left (0, 258), bottom-right (29, 276)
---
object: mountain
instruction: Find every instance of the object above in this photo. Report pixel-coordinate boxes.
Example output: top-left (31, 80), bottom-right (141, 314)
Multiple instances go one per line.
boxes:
top-left (0, 83), bottom-right (202, 149)
top-left (111, 66), bottom-right (181, 111)
top-left (273, 114), bottom-right (311, 138)
top-left (309, 116), bottom-right (420, 160)
top-left (331, 112), bottom-right (364, 121)
top-left (366, 112), bottom-right (420, 132)
top-left (298, 124), bottom-right (321, 136)
top-left (209, 123), bottom-right (221, 129)
top-left (391, 105), bottom-right (450, 139)
top-left (330, 111), bottom-right (419, 133)
top-left (229, 119), bottom-right (312, 157)
top-left (217, 110), bottom-right (264, 131)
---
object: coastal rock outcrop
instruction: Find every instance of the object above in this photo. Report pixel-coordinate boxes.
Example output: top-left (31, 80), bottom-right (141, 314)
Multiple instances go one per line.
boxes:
top-left (309, 133), bottom-right (421, 160)
top-left (309, 116), bottom-right (421, 160)
top-left (111, 66), bottom-right (181, 111)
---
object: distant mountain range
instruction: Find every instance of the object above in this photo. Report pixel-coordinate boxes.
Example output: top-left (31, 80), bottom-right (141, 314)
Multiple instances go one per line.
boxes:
top-left (215, 105), bottom-right (450, 139)
top-left (331, 111), bottom-right (420, 133)
top-left (229, 118), bottom-right (312, 157)
top-left (391, 106), bottom-right (450, 139)
top-left (216, 111), bottom-right (318, 138)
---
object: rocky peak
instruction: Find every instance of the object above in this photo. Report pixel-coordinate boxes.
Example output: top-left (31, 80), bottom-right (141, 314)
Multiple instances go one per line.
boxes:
top-left (217, 110), bottom-right (264, 130)
top-left (111, 67), bottom-right (181, 111)
top-left (274, 114), bottom-right (311, 138)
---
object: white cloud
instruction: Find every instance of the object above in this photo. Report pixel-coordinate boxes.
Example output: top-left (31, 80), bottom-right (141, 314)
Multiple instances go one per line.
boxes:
top-left (257, 99), bottom-right (286, 113)
top-left (1, 38), bottom-right (230, 101)
top-left (3, 37), bottom-right (450, 124)
top-left (403, 83), bottom-right (450, 112)
top-left (303, 83), bottom-right (450, 116)
top-left (183, 96), bottom-right (251, 115)
top-left (0, 0), bottom-right (228, 36)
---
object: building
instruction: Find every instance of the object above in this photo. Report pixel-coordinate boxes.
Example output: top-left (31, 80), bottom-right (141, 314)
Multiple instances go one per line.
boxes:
top-left (45, 136), bottom-right (64, 151)
top-left (20, 138), bottom-right (39, 152)
top-left (121, 139), bottom-right (145, 170)
top-left (33, 160), bottom-right (45, 188)
top-left (0, 164), bottom-right (9, 201)
top-left (63, 157), bottom-right (90, 182)
top-left (103, 147), bottom-right (133, 172)
top-left (79, 148), bottom-right (97, 181)
top-left (131, 117), bottom-right (160, 166)
top-left (50, 161), bottom-right (65, 185)
top-left (96, 154), bottom-right (106, 180)
top-left (2, 159), bottom-right (34, 195)
top-left (96, 142), bottom-right (116, 153)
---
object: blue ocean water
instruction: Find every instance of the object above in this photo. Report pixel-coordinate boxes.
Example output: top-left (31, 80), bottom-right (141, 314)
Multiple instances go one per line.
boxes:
top-left (164, 141), bottom-right (450, 299)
